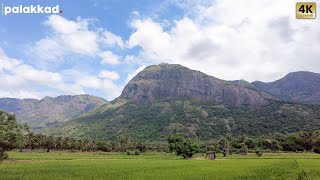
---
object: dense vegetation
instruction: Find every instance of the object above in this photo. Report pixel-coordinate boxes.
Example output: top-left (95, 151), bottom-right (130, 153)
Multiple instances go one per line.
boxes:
top-left (0, 100), bottom-right (320, 159)
top-left (168, 134), bottom-right (198, 158)
top-left (45, 99), bottom-right (320, 141)
top-left (0, 110), bottom-right (29, 160)
top-left (1, 109), bottom-right (320, 161)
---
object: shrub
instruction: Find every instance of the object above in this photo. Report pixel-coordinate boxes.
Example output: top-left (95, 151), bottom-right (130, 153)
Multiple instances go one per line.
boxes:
top-left (126, 151), bottom-right (131, 155)
top-left (314, 148), bottom-right (320, 154)
top-left (239, 143), bottom-right (248, 155)
top-left (134, 149), bottom-right (140, 155)
top-left (255, 149), bottom-right (262, 156)
top-left (135, 143), bottom-right (146, 153)
top-left (0, 151), bottom-right (8, 160)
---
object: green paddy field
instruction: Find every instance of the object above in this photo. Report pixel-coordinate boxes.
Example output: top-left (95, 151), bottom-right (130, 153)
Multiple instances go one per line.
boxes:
top-left (1, 152), bottom-right (320, 180)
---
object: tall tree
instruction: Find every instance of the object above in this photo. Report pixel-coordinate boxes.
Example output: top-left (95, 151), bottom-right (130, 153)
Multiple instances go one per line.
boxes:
top-left (0, 111), bottom-right (21, 160)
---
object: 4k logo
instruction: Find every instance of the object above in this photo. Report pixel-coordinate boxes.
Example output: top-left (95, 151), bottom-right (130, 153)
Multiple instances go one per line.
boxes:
top-left (296, 2), bottom-right (316, 19)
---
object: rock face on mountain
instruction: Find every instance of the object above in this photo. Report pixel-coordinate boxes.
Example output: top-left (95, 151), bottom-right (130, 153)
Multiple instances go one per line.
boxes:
top-left (121, 63), bottom-right (272, 107)
top-left (252, 71), bottom-right (320, 104)
top-left (0, 95), bottom-right (107, 130)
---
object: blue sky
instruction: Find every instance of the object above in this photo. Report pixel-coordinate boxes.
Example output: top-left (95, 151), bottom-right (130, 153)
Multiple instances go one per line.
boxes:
top-left (0, 0), bottom-right (319, 100)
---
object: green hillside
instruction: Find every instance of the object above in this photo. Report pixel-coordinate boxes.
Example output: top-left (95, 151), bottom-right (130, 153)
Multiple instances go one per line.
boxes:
top-left (46, 98), bottom-right (320, 141)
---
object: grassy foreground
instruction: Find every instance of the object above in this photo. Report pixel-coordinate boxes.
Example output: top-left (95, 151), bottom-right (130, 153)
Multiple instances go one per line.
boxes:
top-left (1, 152), bottom-right (320, 180)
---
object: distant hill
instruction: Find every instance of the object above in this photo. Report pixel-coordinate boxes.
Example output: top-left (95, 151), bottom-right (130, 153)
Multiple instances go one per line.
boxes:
top-left (45, 64), bottom-right (320, 141)
top-left (252, 71), bottom-right (320, 104)
top-left (0, 95), bottom-right (107, 130)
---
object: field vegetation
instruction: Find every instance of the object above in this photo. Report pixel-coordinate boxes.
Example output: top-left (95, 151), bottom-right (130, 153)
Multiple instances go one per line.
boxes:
top-left (1, 151), bottom-right (320, 179)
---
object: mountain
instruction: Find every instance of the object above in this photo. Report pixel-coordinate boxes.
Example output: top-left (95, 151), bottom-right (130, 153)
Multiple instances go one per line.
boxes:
top-left (45, 64), bottom-right (320, 141)
top-left (0, 95), bottom-right (107, 130)
top-left (252, 71), bottom-right (320, 104)
top-left (121, 63), bottom-right (272, 107)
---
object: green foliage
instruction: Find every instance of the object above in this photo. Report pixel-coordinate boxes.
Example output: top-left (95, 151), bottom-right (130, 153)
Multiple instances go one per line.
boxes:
top-left (96, 141), bottom-right (111, 152)
top-left (168, 134), bottom-right (185, 153)
top-left (176, 139), bottom-right (198, 159)
top-left (255, 149), bottom-right (262, 156)
top-left (134, 149), bottom-right (140, 155)
top-left (219, 136), bottom-right (230, 156)
top-left (239, 143), bottom-right (248, 155)
top-left (45, 99), bottom-right (320, 142)
top-left (135, 142), bottom-right (146, 153)
top-left (0, 111), bottom-right (22, 160)
top-left (203, 130), bottom-right (320, 155)
top-left (167, 134), bottom-right (198, 159)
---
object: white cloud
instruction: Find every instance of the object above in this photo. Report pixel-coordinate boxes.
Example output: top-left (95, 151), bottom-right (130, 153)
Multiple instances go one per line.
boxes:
top-left (30, 15), bottom-right (99, 60)
top-left (75, 75), bottom-right (123, 99)
top-left (0, 48), bottom-right (66, 98)
top-left (0, 48), bottom-right (122, 100)
top-left (29, 15), bottom-right (122, 67)
top-left (101, 31), bottom-right (124, 48)
top-left (128, 0), bottom-right (320, 82)
top-left (44, 15), bottom-right (88, 34)
top-left (99, 51), bottom-right (121, 65)
top-left (99, 70), bottom-right (120, 80)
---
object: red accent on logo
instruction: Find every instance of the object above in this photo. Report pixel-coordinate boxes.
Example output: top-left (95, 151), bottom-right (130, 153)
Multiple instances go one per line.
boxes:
top-left (60, 10), bottom-right (63, 14)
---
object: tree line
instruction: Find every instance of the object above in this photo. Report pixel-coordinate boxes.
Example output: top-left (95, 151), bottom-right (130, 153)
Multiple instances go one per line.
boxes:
top-left (168, 131), bottom-right (320, 158)
top-left (1, 110), bottom-right (147, 160)
top-left (2, 109), bottom-right (320, 160)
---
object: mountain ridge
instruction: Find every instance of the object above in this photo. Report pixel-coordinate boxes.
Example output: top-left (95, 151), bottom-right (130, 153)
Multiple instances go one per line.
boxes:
top-left (0, 94), bottom-right (107, 130)
top-left (251, 71), bottom-right (320, 104)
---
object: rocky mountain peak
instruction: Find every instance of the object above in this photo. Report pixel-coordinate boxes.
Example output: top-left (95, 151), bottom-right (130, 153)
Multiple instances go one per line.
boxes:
top-left (121, 63), bottom-right (271, 107)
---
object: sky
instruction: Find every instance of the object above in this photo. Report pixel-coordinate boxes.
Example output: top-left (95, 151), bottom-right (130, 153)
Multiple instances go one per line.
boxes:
top-left (0, 0), bottom-right (319, 100)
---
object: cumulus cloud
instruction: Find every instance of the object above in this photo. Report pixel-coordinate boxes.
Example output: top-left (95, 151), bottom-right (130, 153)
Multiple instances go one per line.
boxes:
top-left (29, 15), bottom-right (123, 67)
top-left (99, 51), bottom-right (121, 65)
top-left (0, 48), bottom-right (66, 98)
top-left (99, 70), bottom-right (120, 80)
top-left (128, 0), bottom-right (320, 82)
top-left (0, 48), bottom-right (122, 100)
top-left (74, 75), bottom-right (123, 99)
top-left (101, 31), bottom-right (124, 48)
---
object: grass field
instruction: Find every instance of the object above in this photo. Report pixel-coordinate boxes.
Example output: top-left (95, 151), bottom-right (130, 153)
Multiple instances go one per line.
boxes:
top-left (1, 151), bottom-right (320, 179)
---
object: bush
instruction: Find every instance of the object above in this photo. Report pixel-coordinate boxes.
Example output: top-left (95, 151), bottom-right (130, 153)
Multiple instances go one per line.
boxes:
top-left (134, 149), bottom-right (140, 155)
top-left (255, 149), bottom-right (262, 156)
top-left (135, 143), bottom-right (146, 153)
top-left (96, 142), bottom-right (111, 152)
top-left (239, 143), bottom-right (248, 155)
top-left (0, 151), bottom-right (8, 160)
top-left (314, 148), bottom-right (320, 154)
top-left (126, 151), bottom-right (131, 155)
